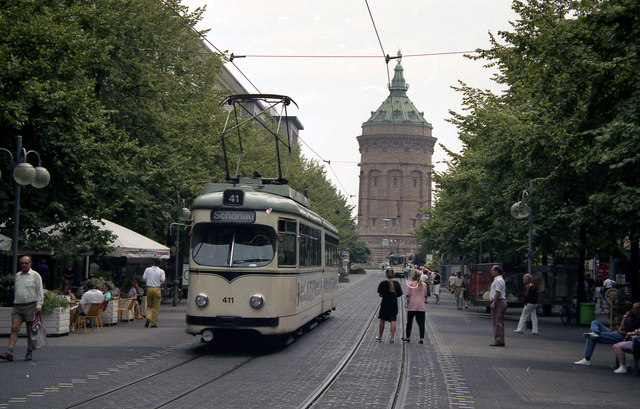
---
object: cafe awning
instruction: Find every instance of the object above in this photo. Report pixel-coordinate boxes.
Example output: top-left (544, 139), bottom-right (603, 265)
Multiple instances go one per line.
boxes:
top-left (45, 218), bottom-right (170, 259)
top-left (0, 233), bottom-right (11, 254)
top-left (95, 219), bottom-right (170, 259)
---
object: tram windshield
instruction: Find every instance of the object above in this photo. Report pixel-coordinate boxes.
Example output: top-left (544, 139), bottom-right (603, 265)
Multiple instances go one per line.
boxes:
top-left (192, 224), bottom-right (275, 267)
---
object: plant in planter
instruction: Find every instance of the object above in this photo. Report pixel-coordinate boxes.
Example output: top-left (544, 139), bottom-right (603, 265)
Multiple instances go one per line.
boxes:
top-left (0, 274), bottom-right (15, 307)
top-left (41, 291), bottom-right (70, 314)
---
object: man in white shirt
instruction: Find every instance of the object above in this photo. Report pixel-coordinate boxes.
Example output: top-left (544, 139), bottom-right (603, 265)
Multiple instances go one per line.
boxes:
top-left (489, 265), bottom-right (507, 347)
top-left (1, 256), bottom-right (43, 362)
top-left (75, 281), bottom-right (103, 323)
top-left (143, 258), bottom-right (165, 328)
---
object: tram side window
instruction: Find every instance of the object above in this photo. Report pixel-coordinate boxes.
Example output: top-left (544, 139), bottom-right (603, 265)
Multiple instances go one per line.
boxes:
top-left (300, 224), bottom-right (321, 267)
top-left (325, 235), bottom-right (339, 267)
top-left (278, 219), bottom-right (297, 267)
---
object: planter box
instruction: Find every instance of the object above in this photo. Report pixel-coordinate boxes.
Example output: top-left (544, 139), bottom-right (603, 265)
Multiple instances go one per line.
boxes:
top-left (0, 306), bottom-right (70, 336)
top-left (104, 298), bottom-right (118, 325)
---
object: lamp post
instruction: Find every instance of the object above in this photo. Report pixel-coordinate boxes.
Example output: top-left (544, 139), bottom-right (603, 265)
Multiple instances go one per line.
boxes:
top-left (511, 180), bottom-right (533, 274)
top-left (169, 194), bottom-right (190, 306)
top-left (1, 135), bottom-right (50, 275)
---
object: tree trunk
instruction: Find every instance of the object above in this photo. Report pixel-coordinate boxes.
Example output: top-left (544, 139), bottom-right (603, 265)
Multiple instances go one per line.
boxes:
top-left (576, 224), bottom-right (587, 322)
top-left (630, 230), bottom-right (639, 302)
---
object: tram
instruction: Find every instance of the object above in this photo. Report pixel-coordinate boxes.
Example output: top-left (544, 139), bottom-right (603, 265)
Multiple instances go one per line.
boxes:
top-left (185, 94), bottom-right (340, 343)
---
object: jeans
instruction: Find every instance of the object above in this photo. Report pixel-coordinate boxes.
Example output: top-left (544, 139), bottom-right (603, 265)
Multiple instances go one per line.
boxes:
top-left (584, 320), bottom-right (624, 359)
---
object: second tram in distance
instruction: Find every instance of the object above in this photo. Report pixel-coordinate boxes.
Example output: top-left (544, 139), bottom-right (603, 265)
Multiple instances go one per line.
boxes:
top-left (185, 179), bottom-right (340, 342)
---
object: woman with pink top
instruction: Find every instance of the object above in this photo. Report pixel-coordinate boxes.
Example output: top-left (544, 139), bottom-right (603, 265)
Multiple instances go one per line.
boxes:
top-left (402, 269), bottom-right (427, 344)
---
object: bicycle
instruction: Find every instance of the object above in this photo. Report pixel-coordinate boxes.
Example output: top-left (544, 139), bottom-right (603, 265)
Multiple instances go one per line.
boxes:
top-left (161, 282), bottom-right (183, 304)
top-left (560, 297), bottom-right (578, 325)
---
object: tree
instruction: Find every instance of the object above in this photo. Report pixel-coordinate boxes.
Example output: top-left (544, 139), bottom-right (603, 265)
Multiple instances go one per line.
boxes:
top-left (418, 0), bottom-right (640, 300)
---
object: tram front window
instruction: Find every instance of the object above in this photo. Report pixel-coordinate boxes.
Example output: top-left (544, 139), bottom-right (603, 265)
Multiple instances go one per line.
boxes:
top-left (192, 224), bottom-right (275, 267)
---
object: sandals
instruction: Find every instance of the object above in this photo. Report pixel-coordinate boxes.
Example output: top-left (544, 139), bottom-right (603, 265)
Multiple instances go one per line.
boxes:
top-left (389, 339), bottom-right (394, 344)
top-left (375, 337), bottom-right (382, 342)
top-left (23, 353), bottom-right (32, 361)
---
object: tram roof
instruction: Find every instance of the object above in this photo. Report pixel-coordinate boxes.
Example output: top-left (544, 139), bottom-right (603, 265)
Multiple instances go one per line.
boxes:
top-left (192, 179), bottom-right (339, 235)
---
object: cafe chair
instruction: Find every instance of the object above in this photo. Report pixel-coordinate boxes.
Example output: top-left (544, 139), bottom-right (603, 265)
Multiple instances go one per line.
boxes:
top-left (99, 299), bottom-right (111, 327)
top-left (76, 303), bottom-right (103, 333)
top-left (118, 298), bottom-right (137, 324)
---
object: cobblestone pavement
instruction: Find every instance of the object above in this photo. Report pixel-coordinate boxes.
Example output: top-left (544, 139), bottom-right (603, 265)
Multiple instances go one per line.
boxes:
top-left (0, 271), bottom-right (637, 409)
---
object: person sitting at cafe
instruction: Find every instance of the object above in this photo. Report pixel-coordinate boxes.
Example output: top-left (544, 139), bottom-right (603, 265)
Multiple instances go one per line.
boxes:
top-left (56, 285), bottom-right (76, 300)
top-left (120, 278), bottom-right (144, 319)
top-left (100, 283), bottom-right (112, 311)
top-left (73, 281), bottom-right (103, 322)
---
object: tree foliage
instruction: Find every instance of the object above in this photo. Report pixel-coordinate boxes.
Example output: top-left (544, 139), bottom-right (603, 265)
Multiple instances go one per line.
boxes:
top-left (417, 0), bottom-right (640, 298)
top-left (0, 0), bottom-right (362, 263)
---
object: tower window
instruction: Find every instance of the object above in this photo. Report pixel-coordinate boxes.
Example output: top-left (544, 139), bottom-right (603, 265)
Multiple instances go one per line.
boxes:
top-left (413, 178), bottom-right (417, 187)
top-left (393, 177), bottom-right (397, 187)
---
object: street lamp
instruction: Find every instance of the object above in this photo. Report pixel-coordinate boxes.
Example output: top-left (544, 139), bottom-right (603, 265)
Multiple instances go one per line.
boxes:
top-left (1, 135), bottom-right (50, 275)
top-left (511, 180), bottom-right (533, 274)
top-left (169, 194), bottom-right (190, 306)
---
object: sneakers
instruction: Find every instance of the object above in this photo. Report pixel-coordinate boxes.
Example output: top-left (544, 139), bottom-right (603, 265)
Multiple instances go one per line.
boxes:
top-left (514, 329), bottom-right (524, 334)
top-left (531, 332), bottom-right (539, 336)
top-left (614, 365), bottom-right (627, 374)
top-left (583, 332), bottom-right (599, 340)
top-left (574, 358), bottom-right (591, 366)
top-left (0, 352), bottom-right (13, 361)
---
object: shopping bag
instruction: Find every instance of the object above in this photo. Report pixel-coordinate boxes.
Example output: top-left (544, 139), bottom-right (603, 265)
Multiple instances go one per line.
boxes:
top-left (29, 312), bottom-right (47, 349)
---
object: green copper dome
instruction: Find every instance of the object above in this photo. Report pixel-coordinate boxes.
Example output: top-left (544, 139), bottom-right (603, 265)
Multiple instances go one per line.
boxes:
top-left (363, 51), bottom-right (432, 127)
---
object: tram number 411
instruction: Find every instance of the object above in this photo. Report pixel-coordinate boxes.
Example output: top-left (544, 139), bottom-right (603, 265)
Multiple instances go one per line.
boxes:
top-left (222, 297), bottom-right (235, 303)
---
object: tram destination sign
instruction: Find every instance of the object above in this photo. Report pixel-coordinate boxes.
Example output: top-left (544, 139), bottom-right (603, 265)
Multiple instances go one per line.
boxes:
top-left (210, 210), bottom-right (255, 223)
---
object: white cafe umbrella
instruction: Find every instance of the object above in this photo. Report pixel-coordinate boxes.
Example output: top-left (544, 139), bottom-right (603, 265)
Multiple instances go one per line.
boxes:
top-left (0, 233), bottom-right (11, 254)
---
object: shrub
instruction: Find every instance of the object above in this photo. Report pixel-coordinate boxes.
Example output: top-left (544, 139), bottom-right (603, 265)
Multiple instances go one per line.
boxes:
top-left (41, 291), bottom-right (70, 314)
top-left (0, 274), bottom-right (14, 306)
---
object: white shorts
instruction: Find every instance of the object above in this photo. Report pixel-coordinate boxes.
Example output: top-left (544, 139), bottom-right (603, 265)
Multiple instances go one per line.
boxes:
top-left (433, 284), bottom-right (441, 295)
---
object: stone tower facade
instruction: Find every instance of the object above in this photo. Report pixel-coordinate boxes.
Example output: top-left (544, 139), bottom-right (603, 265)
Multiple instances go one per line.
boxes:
top-left (357, 54), bottom-right (437, 264)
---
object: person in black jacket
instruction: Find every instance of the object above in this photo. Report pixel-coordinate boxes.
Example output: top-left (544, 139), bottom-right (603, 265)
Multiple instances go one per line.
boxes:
top-left (376, 268), bottom-right (403, 343)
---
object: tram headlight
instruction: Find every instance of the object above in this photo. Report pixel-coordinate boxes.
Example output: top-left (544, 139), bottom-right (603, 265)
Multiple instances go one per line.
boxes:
top-left (249, 294), bottom-right (264, 309)
top-left (195, 293), bottom-right (209, 308)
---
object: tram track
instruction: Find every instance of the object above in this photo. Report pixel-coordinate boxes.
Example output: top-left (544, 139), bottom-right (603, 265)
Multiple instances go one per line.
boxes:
top-left (66, 344), bottom-right (258, 409)
top-left (66, 277), bottom-right (373, 409)
top-left (300, 276), bottom-right (411, 409)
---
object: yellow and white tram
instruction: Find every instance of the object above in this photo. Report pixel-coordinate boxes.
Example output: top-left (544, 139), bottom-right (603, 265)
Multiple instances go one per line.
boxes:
top-left (185, 179), bottom-right (340, 342)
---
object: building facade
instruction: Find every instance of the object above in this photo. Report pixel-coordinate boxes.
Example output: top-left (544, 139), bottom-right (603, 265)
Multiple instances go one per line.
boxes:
top-left (357, 54), bottom-right (437, 264)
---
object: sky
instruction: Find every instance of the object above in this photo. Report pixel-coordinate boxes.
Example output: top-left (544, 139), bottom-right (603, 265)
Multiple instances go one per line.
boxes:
top-left (182, 0), bottom-right (519, 211)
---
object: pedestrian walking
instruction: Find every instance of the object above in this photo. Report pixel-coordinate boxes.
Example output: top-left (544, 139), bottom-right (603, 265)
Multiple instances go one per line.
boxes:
top-left (430, 269), bottom-right (441, 304)
top-left (452, 271), bottom-right (464, 309)
top-left (402, 269), bottom-right (427, 344)
top-left (142, 258), bottom-right (165, 328)
top-left (489, 265), bottom-right (507, 347)
top-left (0, 256), bottom-right (44, 362)
top-left (514, 273), bottom-right (539, 335)
top-left (376, 268), bottom-right (403, 343)
top-left (463, 272), bottom-right (470, 308)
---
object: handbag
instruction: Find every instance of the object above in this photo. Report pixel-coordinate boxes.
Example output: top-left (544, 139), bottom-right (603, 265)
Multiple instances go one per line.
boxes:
top-left (29, 312), bottom-right (47, 350)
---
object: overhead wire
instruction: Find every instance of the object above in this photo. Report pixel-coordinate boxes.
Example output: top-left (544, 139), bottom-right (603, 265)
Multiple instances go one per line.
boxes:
top-left (168, 1), bottom-right (461, 207)
top-left (364, 0), bottom-right (391, 86)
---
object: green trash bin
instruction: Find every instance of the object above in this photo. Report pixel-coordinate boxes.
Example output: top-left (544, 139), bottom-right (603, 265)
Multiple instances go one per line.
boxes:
top-left (580, 302), bottom-right (595, 325)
